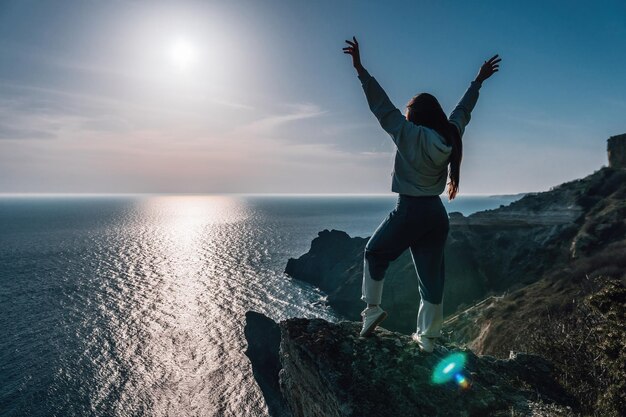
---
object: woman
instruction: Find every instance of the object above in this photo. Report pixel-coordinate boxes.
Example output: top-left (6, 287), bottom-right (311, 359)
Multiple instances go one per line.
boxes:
top-left (343, 36), bottom-right (500, 352)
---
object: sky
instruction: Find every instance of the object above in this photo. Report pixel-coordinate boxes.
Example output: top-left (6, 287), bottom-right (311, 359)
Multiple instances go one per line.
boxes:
top-left (0, 0), bottom-right (624, 195)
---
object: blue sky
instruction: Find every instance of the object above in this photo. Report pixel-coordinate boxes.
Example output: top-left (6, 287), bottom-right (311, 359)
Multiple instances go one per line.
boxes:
top-left (0, 0), bottom-right (624, 194)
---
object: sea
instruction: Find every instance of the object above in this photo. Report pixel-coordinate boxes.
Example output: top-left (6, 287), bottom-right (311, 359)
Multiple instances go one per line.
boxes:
top-left (0, 194), bottom-right (521, 417)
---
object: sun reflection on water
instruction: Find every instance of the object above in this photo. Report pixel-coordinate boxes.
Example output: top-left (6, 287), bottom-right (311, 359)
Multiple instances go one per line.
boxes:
top-left (98, 196), bottom-right (258, 416)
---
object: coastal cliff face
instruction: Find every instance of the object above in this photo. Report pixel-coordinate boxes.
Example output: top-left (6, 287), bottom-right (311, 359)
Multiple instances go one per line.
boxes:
top-left (245, 313), bottom-right (575, 417)
top-left (243, 311), bottom-right (292, 417)
top-left (285, 167), bottom-right (623, 335)
top-left (284, 230), bottom-right (368, 296)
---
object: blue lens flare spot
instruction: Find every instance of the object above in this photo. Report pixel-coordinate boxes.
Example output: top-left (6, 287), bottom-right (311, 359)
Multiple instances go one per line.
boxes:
top-left (432, 352), bottom-right (467, 384)
top-left (455, 373), bottom-right (471, 390)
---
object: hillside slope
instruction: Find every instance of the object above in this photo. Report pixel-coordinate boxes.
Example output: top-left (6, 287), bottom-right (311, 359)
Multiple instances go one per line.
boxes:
top-left (444, 167), bottom-right (626, 415)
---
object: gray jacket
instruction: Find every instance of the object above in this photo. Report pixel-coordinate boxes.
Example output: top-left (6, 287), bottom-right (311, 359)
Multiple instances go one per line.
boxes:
top-left (358, 69), bottom-right (481, 196)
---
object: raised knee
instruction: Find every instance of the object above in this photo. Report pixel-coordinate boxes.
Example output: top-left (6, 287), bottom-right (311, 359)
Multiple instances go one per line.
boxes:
top-left (364, 247), bottom-right (386, 265)
top-left (364, 248), bottom-right (387, 281)
top-left (420, 286), bottom-right (444, 304)
top-left (421, 294), bottom-right (443, 305)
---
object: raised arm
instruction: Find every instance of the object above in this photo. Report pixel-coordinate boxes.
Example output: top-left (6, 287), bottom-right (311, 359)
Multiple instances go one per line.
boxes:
top-left (448, 81), bottom-right (482, 138)
top-left (343, 37), bottom-right (410, 145)
top-left (449, 54), bottom-right (501, 137)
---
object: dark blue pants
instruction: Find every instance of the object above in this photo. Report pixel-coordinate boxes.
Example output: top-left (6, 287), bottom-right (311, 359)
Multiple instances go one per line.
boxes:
top-left (361, 194), bottom-right (449, 336)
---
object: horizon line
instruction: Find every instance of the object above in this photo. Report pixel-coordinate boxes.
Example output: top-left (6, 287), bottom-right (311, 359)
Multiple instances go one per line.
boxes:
top-left (0, 192), bottom-right (531, 198)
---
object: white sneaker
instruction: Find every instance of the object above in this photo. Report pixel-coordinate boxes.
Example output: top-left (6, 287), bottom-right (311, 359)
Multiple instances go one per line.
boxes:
top-left (359, 306), bottom-right (388, 337)
top-left (411, 333), bottom-right (435, 353)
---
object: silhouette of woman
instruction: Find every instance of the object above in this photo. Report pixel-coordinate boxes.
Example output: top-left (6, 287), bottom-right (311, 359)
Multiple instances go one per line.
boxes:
top-left (343, 36), bottom-right (500, 352)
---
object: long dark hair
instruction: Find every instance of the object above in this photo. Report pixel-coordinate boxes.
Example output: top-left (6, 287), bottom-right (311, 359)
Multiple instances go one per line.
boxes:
top-left (406, 93), bottom-right (462, 200)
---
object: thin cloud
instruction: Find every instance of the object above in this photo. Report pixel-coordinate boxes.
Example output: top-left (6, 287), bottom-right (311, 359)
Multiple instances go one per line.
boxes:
top-left (358, 150), bottom-right (393, 158)
top-left (227, 102), bottom-right (327, 136)
top-left (501, 110), bottom-right (584, 132)
top-left (0, 92), bottom-right (124, 141)
top-left (48, 59), bottom-right (256, 111)
top-left (209, 98), bottom-right (255, 110)
top-left (0, 80), bottom-right (194, 119)
top-left (0, 124), bottom-right (56, 140)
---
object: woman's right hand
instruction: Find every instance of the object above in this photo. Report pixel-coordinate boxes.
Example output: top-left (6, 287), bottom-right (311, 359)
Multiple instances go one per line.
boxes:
top-left (343, 36), bottom-right (364, 73)
top-left (475, 54), bottom-right (501, 83)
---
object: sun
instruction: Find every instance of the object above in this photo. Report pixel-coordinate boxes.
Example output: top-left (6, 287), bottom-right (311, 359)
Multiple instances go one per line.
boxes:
top-left (169, 38), bottom-right (197, 70)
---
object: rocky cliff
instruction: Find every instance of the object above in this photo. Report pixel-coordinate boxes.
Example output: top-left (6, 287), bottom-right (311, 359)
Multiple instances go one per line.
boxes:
top-left (607, 133), bottom-right (626, 169)
top-left (285, 167), bottom-right (624, 335)
top-left (245, 313), bottom-right (575, 417)
top-left (244, 311), bottom-right (292, 417)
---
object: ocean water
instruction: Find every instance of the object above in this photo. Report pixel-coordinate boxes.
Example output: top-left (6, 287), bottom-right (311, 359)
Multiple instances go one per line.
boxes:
top-left (0, 194), bottom-right (520, 417)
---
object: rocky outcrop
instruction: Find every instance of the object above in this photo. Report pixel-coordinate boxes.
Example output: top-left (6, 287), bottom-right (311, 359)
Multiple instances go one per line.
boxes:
top-left (246, 313), bottom-right (576, 417)
top-left (243, 311), bottom-right (292, 417)
top-left (607, 133), bottom-right (626, 169)
top-left (285, 168), bottom-right (625, 335)
top-left (284, 230), bottom-right (367, 294)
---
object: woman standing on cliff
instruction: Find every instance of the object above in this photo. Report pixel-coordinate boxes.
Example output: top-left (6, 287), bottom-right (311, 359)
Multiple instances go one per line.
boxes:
top-left (343, 36), bottom-right (500, 352)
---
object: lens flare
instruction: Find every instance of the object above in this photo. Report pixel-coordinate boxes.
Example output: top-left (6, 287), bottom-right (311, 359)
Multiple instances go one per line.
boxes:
top-left (432, 352), bottom-right (467, 384)
top-left (454, 373), bottom-right (471, 390)
top-left (432, 352), bottom-right (472, 390)
top-left (443, 363), bottom-right (455, 374)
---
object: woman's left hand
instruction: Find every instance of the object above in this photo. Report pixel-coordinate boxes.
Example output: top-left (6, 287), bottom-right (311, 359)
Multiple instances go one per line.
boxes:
top-left (475, 54), bottom-right (501, 83)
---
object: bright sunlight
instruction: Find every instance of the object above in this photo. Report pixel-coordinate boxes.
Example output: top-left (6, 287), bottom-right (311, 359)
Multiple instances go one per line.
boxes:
top-left (168, 38), bottom-right (197, 70)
